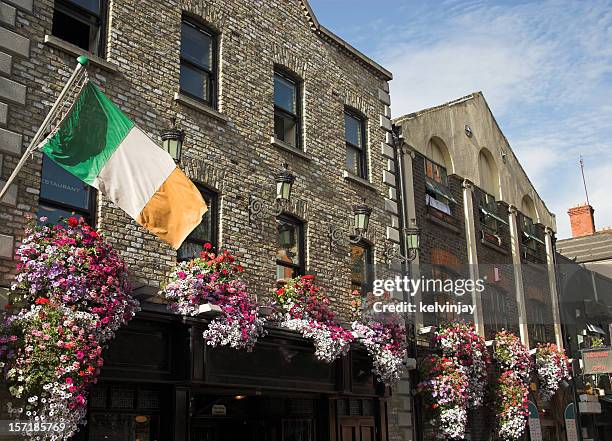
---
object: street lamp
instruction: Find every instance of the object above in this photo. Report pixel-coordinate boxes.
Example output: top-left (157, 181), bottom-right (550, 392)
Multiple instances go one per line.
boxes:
top-left (385, 226), bottom-right (421, 263)
top-left (275, 163), bottom-right (295, 203)
top-left (249, 163), bottom-right (297, 221)
top-left (352, 199), bottom-right (372, 236)
top-left (160, 117), bottom-right (184, 162)
top-left (329, 199), bottom-right (373, 249)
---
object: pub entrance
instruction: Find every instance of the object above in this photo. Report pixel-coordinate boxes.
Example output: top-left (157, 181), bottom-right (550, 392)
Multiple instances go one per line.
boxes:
top-left (189, 393), bottom-right (318, 441)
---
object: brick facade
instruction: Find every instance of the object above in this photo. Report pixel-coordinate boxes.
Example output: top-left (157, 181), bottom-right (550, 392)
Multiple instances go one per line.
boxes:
top-left (0, 0), bottom-right (403, 439)
top-left (0, 0), bottom-right (399, 315)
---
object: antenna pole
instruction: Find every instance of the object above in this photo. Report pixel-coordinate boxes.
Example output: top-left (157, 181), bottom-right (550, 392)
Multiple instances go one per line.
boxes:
top-left (580, 156), bottom-right (590, 206)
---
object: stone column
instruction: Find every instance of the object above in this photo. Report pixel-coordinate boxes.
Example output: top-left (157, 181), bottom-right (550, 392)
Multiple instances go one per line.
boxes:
top-left (508, 204), bottom-right (530, 347)
top-left (462, 179), bottom-right (485, 337)
top-left (544, 227), bottom-right (564, 349)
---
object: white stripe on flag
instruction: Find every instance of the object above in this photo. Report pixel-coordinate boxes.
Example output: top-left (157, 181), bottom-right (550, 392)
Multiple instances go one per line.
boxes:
top-left (92, 126), bottom-right (176, 219)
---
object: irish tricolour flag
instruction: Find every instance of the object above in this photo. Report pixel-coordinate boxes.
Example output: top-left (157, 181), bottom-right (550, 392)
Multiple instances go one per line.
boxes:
top-left (39, 81), bottom-right (207, 249)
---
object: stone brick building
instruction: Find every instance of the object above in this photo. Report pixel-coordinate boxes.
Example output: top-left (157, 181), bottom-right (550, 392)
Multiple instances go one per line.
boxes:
top-left (0, 0), bottom-right (405, 440)
top-left (393, 93), bottom-right (567, 441)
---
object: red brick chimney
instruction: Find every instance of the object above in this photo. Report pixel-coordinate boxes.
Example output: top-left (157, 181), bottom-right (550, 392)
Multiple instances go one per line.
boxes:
top-left (568, 204), bottom-right (596, 237)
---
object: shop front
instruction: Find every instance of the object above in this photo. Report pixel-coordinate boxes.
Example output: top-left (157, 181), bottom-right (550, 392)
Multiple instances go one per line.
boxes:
top-left (75, 304), bottom-right (388, 441)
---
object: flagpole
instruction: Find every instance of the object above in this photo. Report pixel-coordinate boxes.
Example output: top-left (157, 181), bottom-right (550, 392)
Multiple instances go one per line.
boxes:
top-left (0, 55), bottom-right (89, 201)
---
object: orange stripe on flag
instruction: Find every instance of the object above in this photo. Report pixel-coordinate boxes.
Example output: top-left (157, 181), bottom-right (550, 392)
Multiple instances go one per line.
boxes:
top-left (136, 167), bottom-right (207, 249)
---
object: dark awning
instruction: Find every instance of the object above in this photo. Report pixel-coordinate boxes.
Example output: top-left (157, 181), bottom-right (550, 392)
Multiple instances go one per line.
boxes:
top-left (425, 177), bottom-right (457, 203)
top-left (479, 207), bottom-right (509, 225)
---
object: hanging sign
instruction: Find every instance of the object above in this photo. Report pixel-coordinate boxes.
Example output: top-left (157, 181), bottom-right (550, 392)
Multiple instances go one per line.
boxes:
top-left (582, 347), bottom-right (612, 374)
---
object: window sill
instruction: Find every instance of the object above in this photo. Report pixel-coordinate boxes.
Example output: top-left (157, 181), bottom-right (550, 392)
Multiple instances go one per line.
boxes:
top-left (343, 171), bottom-right (377, 192)
top-left (174, 92), bottom-right (229, 123)
top-left (481, 236), bottom-right (508, 255)
top-left (270, 137), bottom-right (312, 161)
top-left (44, 35), bottom-right (119, 73)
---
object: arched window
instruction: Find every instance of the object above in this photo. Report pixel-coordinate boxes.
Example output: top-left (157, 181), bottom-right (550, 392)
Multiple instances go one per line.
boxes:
top-left (477, 149), bottom-right (505, 240)
top-left (478, 149), bottom-right (499, 199)
top-left (521, 195), bottom-right (537, 221)
top-left (424, 138), bottom-right (455, 217)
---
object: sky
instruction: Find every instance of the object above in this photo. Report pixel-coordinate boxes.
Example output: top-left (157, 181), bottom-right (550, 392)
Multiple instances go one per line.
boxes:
top-left (309, 0), bottom-right (612, 239)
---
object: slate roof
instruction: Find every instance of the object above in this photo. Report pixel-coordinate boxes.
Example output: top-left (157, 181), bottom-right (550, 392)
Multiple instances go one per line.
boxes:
top-left (557, 230), bottom-right (612, 263)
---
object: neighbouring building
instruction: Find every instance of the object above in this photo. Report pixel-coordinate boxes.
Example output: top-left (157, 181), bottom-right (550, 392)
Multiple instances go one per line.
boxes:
top-left (0, 1), bottom-right (406, 440)
top-left (392, 92), bottom-right (568, 441)
top-left (557, 204), bottom-right (612, 441)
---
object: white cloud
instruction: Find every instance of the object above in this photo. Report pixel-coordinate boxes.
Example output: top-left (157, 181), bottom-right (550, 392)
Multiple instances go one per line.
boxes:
top-left (372, 0), bottom-right (612, 238)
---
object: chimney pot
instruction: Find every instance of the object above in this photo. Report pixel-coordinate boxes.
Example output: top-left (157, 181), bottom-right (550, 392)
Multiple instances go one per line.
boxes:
top-left (567, 204), bottom-right (595, 237)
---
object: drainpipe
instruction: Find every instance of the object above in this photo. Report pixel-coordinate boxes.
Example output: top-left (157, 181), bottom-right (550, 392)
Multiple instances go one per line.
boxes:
top-left (391, 124), bottom-right (423, 441)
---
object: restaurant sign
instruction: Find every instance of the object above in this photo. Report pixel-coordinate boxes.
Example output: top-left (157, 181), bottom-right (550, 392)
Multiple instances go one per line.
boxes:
top-left (582, 347), bottom-right (612, 375)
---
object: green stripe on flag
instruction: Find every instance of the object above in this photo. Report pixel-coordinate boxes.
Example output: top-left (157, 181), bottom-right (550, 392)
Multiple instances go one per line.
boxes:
top-left (41, 81), bottom-right (134, 185)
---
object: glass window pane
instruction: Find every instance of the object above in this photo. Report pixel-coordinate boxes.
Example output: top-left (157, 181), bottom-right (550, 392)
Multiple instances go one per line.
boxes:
top-left (180, 64), bottom-right (209, 101)
top-left (181, 22), bottom-right (212, 69)
top-left (177, 241), bottom-right (205, 261)
top-left (40, 156), bottom-right (91, 209)
top-left (69, 0), bottom-right (100, 14)
top-left (346, 146), bottom-right (361, 175)
top-left (37, 204), bottom-right (86, 225)
top-left (275, 112), bottom-right (297, 147)
top-left (88, 412), bottom-right (160, 441)
top-left (274, 74), bottom-right (296, 114)
top-left (344, 112), bottom-right (362, 147)
top-left (276, 264), bottom-right (296, 282)
top-left (276, 219), bottom-right (299, 265)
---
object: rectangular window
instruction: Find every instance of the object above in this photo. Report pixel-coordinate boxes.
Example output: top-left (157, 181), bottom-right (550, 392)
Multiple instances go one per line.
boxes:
top-left (489, 290), bottom-right (508, 333)
top-left (274, 71), bottom-right (301, 148)
top-left (180, 19), bottom-right (216, 106)
top-left (345, 110), bottom-right (367, 178)
top-left (37, 155), bottom-right (95, 224)
top-left (52, 0), bottom-right (104, 55)
top-left (350, 242), bottom-right (371, 297)
top-left (177, 186), bottom-right (218, 261)
top-left (479, 192), bottom-right (498, 234)
top-left (276, 215), bottom-right (304, 281)
top-left (528, 299), bottom-right (547, 344)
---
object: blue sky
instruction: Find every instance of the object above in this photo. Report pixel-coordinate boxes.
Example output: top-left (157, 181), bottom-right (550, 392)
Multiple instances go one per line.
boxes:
top-left (310, 0), bottom-right (612, 239)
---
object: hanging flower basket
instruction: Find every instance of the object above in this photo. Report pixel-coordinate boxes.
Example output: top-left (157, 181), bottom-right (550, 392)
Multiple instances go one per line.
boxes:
top-left (494, 331), bottom-right (532, 441)
top-left (274, 275), bottom-right (354, 363)
top-left (434, 322), bottom-right (490, 408)
top-left (160, 246), bottom-right (265, 351)
top-left (417, 355), bottom-right (468, 440)
top-left (535, 343), bottom-right (571, 401)
top-left (1, 217), bottom-right (138, 440)
top-left (350, 290), bottom-right (407, 385)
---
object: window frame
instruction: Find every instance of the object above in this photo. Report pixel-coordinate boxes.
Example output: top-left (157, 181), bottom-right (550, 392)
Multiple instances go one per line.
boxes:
top-left (38, 156), bottom-right (96, 225)
top-left (275, 214), bottom-right (305, 280)
top-left (479, 191), bottom-right (499, 234)
top-left (273, 68), bottom-right (302, 150)
top-left (344, 108), bottom-right (368, 179)
top-left (527, 298), bottom-right (547, 344)
top-left (350, 240), bottom-right (372, 297)
top-left (179, 17), bottom-right (218, 108)
top-left (177, 185), bottom-right (219, 261)
top-left (52, 0), bottom-right (107, 56)
top-left (488, 289), bottom-right (508, 333)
